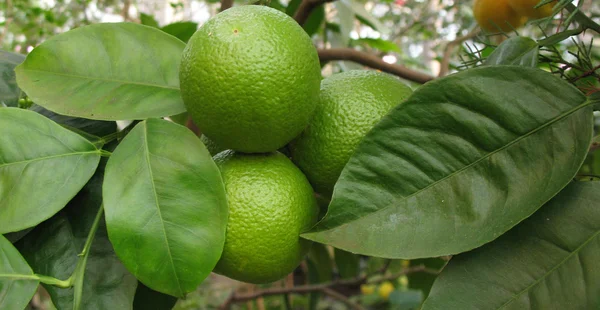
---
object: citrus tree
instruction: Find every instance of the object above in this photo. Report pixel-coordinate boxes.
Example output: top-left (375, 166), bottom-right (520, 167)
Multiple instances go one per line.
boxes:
top-left (1, 0), bottom-right (599, 309)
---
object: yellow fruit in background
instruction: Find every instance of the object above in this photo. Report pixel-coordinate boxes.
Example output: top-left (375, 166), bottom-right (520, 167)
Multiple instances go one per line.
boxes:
top-left (378, 281), bottom-right (395, 300)
top-left (212, 151), bottom-right (319, 284)
top-left (179, 5), bottom-right (322, 153)
top-left (508, 0), bottom-right (555, 20)
top-left (473, 0), bottom-right (527, 32)
top-left (361, 284), bottom-right (376, 295)
top-left (290, 70), bottom-right (412, 197)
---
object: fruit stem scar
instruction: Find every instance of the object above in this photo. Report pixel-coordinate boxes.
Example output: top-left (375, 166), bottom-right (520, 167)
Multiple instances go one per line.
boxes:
top-left (233, 29), bottom-right (238, 34)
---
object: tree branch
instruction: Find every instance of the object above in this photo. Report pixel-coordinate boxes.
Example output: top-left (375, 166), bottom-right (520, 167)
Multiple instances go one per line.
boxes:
top-left (218, 264), bottom-right (439, 309)
top-left (322, 288), bottom-right (365, 310)
top-left (293, 0), bottom-right (336, 26)
top-left (318, 48), bottom-right (435, 84)
top-left (220, 0), bottom-right (234, 12)
top-left (438, 29), bottom-right (480, 77)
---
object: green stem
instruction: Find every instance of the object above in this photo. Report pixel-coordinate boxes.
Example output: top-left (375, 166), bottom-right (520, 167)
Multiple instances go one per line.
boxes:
top-left (0, 274), bottom-right (71, 288)
top-left (565, 3), bottom-right (600, 34)
top-left (538, 27), bottom-right (584, 46)
top-left (70, 205), bottom-right (104, 310)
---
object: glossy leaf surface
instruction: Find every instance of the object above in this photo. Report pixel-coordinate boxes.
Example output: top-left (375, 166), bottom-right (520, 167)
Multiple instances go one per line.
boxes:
top-left (103, 119), bottom-right (227, 297)
top-left (0, 108), bottom-right (101, 234)
top-left (17, 150), bottom-right (138, 310)
top-left (0, 235), bottom-right (39, 309)
top-left (485, 36), bottom-right (539, 67)
top-left (303, 66), bottom-right (593, 258)
top-left (15, 23), bottom-right (186, 120)
top-left (422, 181), bottom-right (600, 309)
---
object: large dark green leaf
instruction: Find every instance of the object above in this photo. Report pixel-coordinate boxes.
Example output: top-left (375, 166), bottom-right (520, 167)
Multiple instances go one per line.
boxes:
top-left (422, 181), bottom-right (600, 309)
top-left (0, 235), bottom-right (39, 309)
top-left (103, 119), bottom-right (228, 297)
top-left (15, 23), bottom-right (186, 120)
top-left (30, 104), bottom-right (117, 139)
top-left (303, 66), bottom-right (594, 258)
top-left (0, 50), bottom-right (25, 107)
top-left (0, 108), bottom-right (101, 234)
top-left (161, 22), bottom-right (198, 43)
top-left (484, 36), bottom-right (539, 67)
top-left (17, 151), bottom-right (138, 310)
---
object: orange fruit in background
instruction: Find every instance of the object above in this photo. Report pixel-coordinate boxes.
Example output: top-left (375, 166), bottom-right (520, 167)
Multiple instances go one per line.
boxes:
top-left (508, 0), bottom-right (555, 20)
top-left (474, 0), bottom-right (527, 32)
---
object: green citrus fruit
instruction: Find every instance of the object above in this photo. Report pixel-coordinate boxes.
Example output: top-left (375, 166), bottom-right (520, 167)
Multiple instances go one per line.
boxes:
top-left (213, 150), bottom-right (318, 284)
top-left (474, 0), bottom-right (526, 32)
top-left (290, 70), bottom-right (412, 197)
top-left (179, 5), bottom-right (322, 153)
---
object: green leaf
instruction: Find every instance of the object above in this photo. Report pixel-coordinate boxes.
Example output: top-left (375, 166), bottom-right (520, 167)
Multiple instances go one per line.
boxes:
top-left (15, 23), bottom-right (186, 121)
top-left (333, 2), bottom-right (354, 46)
top-left (30, 104), bottom-right (117, 139)
top-left (133, 282), bottom-right (178, 310)
top-left (17, 156), bottom-right (138, 310)
top-left (422, 181), bottom-right (600, 309)
top-left (160, 22), bottom-right (198, 43)
top-left (484, 37), bottom-right (539, 67)
top-left (0, 50), bottom-right (25, 107)
top-left (334, 248), bottom-right (360, 279)
top-left (0, 235), bottom-right (39, 309)
top-left (103, 119), bottom-right (228, 297)
top-left (302, 66), bottom-right (594, 258)
top-left (344, 0), bottom-right (389, 34)
top-left (0, 108), bottom-right (101, 234)
top-left (286, 0), bottom-right (325, 37)
top-left (353, 38), bottom-right (401, 53)
top-left (140, 13), bottom-right (160, 28)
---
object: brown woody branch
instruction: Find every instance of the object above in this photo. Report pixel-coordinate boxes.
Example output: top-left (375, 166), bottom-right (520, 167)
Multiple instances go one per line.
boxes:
top-left (218, 264), bottom-right (439, 309)
top-left (220, 0), bottom-right (234, 12)
top-left (318, 48), bottom-right (435, 84)
top-left (294, 0), bottom-right (337, 25)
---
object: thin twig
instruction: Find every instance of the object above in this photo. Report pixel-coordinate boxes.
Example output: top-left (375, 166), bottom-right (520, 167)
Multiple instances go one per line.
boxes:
top-left (438, 29), bottom-right (480, 77)
top-left (322, 288), bottom-right (365, 310)
top-left (318, 48), bottom-right (435, 84)
top-left (293, 0), bottom-right (337, 25)
top-left (219, 264), bottom-right (439, 308)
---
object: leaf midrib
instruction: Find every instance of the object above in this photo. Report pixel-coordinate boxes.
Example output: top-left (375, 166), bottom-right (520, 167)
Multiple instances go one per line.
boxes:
top-left (316, 99), bottom-right (592, 232)
top-left (142, 121), bottom-right (184, 297)
top-left (498, 227), bottom-right (600, 309)
top-left (17, 68), bottom-right (180, 91)
top-left (0, 151), bottom-right (101, 169)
